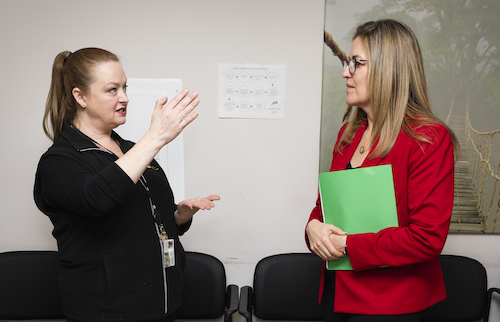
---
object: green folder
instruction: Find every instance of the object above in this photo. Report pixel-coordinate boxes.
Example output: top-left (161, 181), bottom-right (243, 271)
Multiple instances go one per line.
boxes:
top-left (319, 164), bottom-right (399, 270)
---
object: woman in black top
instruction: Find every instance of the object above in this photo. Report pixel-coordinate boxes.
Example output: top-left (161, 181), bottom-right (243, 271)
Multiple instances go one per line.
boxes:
top-left (34, 48), bottom-right (219, 322)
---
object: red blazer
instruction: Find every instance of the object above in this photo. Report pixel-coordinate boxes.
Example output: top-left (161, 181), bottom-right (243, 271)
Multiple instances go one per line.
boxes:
top-left (307, 120), bottom-right (454, 315)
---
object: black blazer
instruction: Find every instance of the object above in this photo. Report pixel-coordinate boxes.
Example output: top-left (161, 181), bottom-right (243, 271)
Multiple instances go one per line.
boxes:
top-left (34, 123), bottom-right (190, 322)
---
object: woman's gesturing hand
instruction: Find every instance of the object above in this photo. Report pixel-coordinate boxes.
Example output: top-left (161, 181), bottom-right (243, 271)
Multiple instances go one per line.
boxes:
top-left (306, 219), bottom-right (347, 261)
top-left (149, 89), bottom-right (200, 147)
top-left (114, 89), bottom-right (200, 184)
top-left (175, 195), bottom-right (221, 225)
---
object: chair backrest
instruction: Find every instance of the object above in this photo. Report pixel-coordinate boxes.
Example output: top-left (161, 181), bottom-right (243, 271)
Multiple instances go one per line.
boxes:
top-left (176, 251), bottom-right (228, 319)
top-left (253, 253), bottom-right (323, 321)
top-left (250, 253), bottom-right (489, 321)
top-left (422, 254), bottom-right (488, 321)
top-left (0, 250), bottom-right (64, 320)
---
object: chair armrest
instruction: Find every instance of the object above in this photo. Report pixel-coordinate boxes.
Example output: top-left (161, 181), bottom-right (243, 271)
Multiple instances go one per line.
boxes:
top-left (224, 284), bottom-right (239, 322)
top-left (485, 287), bottom-right (500, 322)
top-left (238, 286), bottom-right (253, 322)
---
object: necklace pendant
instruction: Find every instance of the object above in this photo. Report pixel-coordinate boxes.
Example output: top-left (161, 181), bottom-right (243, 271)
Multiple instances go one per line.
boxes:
top-left (359, 146), bottom-right (365, 154)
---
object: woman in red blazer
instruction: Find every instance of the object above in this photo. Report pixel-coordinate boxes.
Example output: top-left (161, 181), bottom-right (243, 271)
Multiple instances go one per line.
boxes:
top-left (306, 19), bottom-right (460, 321)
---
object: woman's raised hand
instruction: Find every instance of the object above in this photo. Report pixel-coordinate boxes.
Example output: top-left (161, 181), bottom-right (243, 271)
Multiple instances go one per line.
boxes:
top-left (149, 89), bottom-right (200, 147)
top-left (115, 89), bottom-right (200, 184)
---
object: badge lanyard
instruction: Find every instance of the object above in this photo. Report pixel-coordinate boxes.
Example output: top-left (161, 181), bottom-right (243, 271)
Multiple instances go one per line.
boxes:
top-left (139, 175), bottom-right (175, 268)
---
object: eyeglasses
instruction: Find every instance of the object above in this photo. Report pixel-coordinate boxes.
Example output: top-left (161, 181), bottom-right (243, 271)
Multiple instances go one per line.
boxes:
top-left (343, 58), bottom-right (368, 74)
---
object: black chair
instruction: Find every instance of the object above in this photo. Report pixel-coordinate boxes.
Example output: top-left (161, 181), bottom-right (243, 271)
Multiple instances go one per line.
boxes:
top-left (486, 287), bottom-right (500, 322)
top-left (239, 253), bottom-right (493, 322)
top-left (0, 250), bottom-right (238, 321)
top-left (239, 253), bottom-right (323, 321)
top-left (175, 251), bottom-right (239, 322)
top-left (0, 250), bottom-right (64, 320)
top-left (422, 254), bottom-right (489, 321)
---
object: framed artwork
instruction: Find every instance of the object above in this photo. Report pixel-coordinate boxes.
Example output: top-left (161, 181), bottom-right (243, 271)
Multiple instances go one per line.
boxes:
top-left (321, 0), bottom-right (500, 233)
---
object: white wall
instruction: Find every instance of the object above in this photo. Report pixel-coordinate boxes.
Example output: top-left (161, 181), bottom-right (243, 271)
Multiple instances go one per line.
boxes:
top-left (0, 1), bottom-right (499, 322)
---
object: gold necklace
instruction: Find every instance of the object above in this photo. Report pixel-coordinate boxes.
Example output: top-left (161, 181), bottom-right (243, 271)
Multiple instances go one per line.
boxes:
top-left (359, 131), bottom-right (371, 154)
top-left (359, 138), bottom-right (371, 154)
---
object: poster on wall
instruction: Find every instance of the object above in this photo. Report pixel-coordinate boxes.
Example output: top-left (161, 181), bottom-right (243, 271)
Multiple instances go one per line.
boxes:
top-left (218, 63), bottom-right (285, 119)
top-left (322, 0), bottom-right (500, 234)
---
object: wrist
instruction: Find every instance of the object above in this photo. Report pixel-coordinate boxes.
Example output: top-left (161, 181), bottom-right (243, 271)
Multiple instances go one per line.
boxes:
top-left (174, 209), bottom-right (189, 225)
top-left (142, 130), bottom-right (165, 151)
top-left (306, 219), bottom-right (318, 232)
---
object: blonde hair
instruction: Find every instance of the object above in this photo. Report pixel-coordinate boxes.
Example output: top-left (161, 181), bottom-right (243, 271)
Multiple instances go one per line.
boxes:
top-left (43, 48), bottom-right (119, 141)
top-left (337, 19), bottom-right (460, 158)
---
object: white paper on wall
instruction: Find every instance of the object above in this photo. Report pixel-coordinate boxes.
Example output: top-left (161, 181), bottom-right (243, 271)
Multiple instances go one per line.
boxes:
top-left (219, 64), bottom-right (285, 119)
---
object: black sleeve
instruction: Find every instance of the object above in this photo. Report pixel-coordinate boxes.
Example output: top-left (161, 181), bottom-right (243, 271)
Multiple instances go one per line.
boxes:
top-left (37, 155), bottom-right (135, 217)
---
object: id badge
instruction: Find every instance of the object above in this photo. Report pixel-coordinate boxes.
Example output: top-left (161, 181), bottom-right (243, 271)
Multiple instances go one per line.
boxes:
top-left (163, 238), bottom-right (175, 268)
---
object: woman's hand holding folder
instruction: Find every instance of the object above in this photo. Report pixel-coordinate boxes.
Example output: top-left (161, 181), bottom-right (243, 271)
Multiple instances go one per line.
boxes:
top-left (306, 219), bottom-right (347, 261)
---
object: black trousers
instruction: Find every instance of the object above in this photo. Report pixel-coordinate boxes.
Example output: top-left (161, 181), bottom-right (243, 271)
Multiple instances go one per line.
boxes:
top-left (321, 270), bottom-right (424, 322)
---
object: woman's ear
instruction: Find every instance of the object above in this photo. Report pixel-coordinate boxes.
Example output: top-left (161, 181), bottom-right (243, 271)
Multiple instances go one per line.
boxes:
top-left (72, 87), bottom-right (87, 108)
